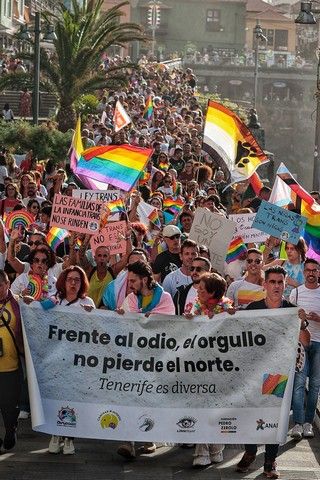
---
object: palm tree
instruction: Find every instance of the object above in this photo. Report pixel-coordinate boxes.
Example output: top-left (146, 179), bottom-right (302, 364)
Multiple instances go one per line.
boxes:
top-left (0, 0), bottom-right (146, 131)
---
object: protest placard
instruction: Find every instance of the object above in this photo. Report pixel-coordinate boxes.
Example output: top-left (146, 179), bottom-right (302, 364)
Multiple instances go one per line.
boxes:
top-left (229, 213), bottom-right (268, 243)
top-left (90, 221), bottom-right (126, 255)
top-left (252, 200), bottom-right (307, 244)
top-left (50, 194), bottom-right (103, 234)
top-left (72, 189), bottom-right (121, 202)
top-left (189, 208), bottom-right (236, 272)
top-left (21, 303), bottom-right (299, 444)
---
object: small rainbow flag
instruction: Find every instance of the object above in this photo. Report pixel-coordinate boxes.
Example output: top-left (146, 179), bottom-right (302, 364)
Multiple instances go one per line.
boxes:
top-left (139, 171), bottom-right (151, 185)
top-left (148, 209), bottom-right (161, 228)
top-left (158, 159), bottom-right (169, 171)
top-left (143, 96), bottom-right (153, 121)
top-left (107, 198), bottom-right (126, 214)
top-left (46, 227), bottom-right (69, 252)
top-left (226, 237), bottom-right (247, 264)
top-left (163, 196), bottom-right (184, 214)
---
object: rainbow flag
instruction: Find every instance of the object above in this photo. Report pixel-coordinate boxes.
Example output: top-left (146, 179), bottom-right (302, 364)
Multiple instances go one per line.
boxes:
top-left (163, 196), bottom-right (184, 214)
top-left (46, 227), bottom-right (69, 252)
top-left (158, 159), bottom-right (169, 171)
top-left (143, 96), bottom-right (153, 121)
top-left (107, 198), bottom-right (126, 214)
top-left (225, 237), bottom-right (247, 264)
top-left (203, 100), bottom-right (268, 183)
top-left (75, 145), bottom-right (152, 192)
top-left (148, 209), bottom-right (161, 228)
top-left (139, 171), bottom-right (151, 185)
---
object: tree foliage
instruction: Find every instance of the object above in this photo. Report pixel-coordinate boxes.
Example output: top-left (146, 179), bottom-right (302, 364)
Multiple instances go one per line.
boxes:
top-left (0, 0), bottom-right (146, 131)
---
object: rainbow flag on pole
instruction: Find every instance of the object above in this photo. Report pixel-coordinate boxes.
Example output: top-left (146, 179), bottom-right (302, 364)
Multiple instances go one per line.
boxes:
top-left (148, 208), bottom-right (161, 228)
top-left (75, 144), bottom-right (152, 192)
top-left (46, 227), bottom-right (69, 252)
top-left (163, 196), bottom-right (184, 214)
top-left (226, 237), bottom-right (247, 264)
top-left (143, 96), bottom-right (153, 121)
top-left (107, 198), bottom-right (126, 215)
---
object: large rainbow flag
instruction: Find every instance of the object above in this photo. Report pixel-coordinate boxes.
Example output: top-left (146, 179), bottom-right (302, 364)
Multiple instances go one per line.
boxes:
top-left (75, 144), bottom-right (152, 192)
top-left (203, 100), bottom-right (268, 183)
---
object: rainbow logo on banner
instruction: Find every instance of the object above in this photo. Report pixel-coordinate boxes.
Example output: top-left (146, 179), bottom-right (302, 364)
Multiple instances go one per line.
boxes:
top-left (262, 373), bottom-right (288, 398)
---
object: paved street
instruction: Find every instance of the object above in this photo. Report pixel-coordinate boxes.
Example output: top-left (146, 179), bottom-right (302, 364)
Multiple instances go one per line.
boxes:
top-left (0, 418), bottom-right (319, 480)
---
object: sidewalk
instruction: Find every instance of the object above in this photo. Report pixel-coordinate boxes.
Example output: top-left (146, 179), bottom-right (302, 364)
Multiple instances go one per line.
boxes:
top-left (0, 418), bottom-right (319, 480)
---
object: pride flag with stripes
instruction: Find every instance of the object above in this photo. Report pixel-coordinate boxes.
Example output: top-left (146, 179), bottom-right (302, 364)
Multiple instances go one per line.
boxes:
top-left (225, 237), bottom-right (247, 264)
top-left (163, 196), bottom-right (184, 214)
top-left (46, 227), bottom-right (69, 252)
top-left (76, 145), bottom-right (152, 192)
top-left (143, 96), bottom-right (153, 121)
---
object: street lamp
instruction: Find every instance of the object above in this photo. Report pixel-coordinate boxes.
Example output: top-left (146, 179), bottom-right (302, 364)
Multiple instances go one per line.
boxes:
top-left (295, 2), bottom-right (320, 189)
top-left (147, 1), bottom-right (161, 56)
top-left (18, 12), bottom-right (57, 126)
top-left (253, 21), bottom-right (268, 110)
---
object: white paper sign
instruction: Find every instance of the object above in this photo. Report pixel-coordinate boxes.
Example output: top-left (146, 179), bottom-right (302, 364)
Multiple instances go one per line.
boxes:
top-left (72, 189), bottom-right (121, 202)
top-left (189, 208), bottom-right (236, 273)
top-left (229, 213), bottom-right (268, 243)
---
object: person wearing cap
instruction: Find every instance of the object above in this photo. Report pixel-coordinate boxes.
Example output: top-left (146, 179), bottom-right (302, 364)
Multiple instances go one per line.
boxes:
top-left (152, 225), bottom-right (182, 283)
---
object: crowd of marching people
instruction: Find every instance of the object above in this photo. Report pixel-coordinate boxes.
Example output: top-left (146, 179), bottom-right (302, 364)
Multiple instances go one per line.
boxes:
top-left (0, 60), bottom-right (319, 479)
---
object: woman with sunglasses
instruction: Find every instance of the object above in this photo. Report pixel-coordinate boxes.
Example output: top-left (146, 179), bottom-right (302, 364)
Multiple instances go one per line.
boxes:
top-left (27, 199), bottom-right (41, 222)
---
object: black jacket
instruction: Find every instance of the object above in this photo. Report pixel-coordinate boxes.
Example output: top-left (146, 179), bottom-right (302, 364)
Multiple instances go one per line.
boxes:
top-left (174, 283), bottom-right (194, 315)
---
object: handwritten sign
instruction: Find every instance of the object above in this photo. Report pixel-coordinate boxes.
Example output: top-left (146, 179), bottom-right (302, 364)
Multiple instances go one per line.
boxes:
top-left (72, 189), bottom-right (121, 202)
top-left (50, 194), bottom-right (103, 234)
top-left (229, 213), bottom-right (268, 243)
top-left (90, 221), bottom-right (126, 255)
top-left (252, 200), bottom-right (306, 245)
top-left (189, 208), bottom-right (236, 273)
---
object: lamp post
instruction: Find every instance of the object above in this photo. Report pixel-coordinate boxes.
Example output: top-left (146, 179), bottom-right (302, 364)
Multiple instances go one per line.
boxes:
top-left (295, 1), bottom-right (320, 189)
top-left (147, 1), bottom-right (161, 56)
top-left (253, 21), bottom-right (268, 110)
top-left (18, 12), bottom-right (57, 125)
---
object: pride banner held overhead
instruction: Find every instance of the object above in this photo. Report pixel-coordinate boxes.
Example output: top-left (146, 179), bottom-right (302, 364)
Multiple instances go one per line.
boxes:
top-left (21, 304), bottom-right (299, 444)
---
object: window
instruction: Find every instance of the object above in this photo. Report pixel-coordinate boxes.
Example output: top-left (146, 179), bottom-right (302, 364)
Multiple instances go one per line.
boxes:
top-left (206, 9), bottom-right (221, 32)
top-left (275, 30), bottom-right (288, 51)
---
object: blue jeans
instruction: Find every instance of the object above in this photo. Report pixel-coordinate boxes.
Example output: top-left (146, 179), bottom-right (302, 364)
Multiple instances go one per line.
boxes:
top-left (292, 341), bottom-right (320, 424)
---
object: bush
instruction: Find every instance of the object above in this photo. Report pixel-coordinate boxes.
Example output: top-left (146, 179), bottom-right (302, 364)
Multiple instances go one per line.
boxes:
top-left (0, 120), bottom-right (73, 163)
top-left (74, 94), bottom-right (99, 117)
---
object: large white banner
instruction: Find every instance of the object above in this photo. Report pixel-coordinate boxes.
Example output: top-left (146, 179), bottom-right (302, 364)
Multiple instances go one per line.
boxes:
top-left (21, 304), bottom-right (299, 444)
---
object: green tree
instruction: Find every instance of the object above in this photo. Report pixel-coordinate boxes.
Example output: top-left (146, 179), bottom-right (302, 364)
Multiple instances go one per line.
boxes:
top-left (0, 0), bottom-right (145, 131)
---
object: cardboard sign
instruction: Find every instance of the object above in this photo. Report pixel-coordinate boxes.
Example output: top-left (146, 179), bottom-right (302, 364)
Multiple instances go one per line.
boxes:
top-left (252, 200), bottom-right (306, 245)
top-left (72, 189), bottom-right (121, 202)
top-left (90, 221), bottom-right (126, 255)
top-left (229, 213), bottom-right (268, 243)
top-left (50, 194), bottom-right (103, 234)
top-left (189, 208), bottom-right (236, 273)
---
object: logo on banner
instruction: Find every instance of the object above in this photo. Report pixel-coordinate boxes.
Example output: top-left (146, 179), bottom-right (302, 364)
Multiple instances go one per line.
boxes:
top-left (256, 419), bottom-right (278, 431)
top-left (99, 411), bottom-right (121, 430)
top-left (57, 406), bottom-right (76, 427)
top-left (138, 415), bottom-right (154, 432)
top-left (88, 221), bottom-right (99, 232)
top-left (176, 416), bottom-right (197, 433)
top-left (219, 417), bottom-right (238, 434)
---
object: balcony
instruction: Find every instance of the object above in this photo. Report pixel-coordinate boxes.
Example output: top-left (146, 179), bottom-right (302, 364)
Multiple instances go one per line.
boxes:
top-left (28, 0), bottom-right (58, 14)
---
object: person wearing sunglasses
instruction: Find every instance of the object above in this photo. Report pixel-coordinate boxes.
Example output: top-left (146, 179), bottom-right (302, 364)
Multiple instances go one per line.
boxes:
top-left (152, 225), bottom-right (182, 283)
top-left (11, 248), bottom-right (57, 299)
top-left (174, 256), bottom-right (211, 315)
top-left (227, 248), bottom-right (265, 308)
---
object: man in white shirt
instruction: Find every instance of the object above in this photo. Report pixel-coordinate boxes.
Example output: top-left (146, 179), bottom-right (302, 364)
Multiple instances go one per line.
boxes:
top-left (163, 239), bottom-right (198, 297)
top-left (226, 248), bottom-right (265, 308)
top-left (289, 258), bottom-right (320, 439)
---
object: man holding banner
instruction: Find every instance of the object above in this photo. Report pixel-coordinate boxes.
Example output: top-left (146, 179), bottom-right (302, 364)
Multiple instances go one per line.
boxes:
top-left (237, 265), bottom-right (295, 479)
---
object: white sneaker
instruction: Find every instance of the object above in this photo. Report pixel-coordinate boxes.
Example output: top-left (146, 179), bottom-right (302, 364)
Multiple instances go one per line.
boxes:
top-left (303, 423), bottom-right (314, 438)
top-left (63, 438), bottom-right (75, 455)
top-left (210, 451), bottom-right (224, 463)
top-left (291, 424), bottom-right (303, 440)
top-left (18, 410), bottom-right (30, 420)
top-left (48, 435), bottom-right (62, 454)
top-left (192, 455), bottom-right (211, 468)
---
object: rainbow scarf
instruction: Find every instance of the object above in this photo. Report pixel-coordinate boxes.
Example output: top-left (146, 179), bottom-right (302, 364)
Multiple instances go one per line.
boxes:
top-left (143, 96), bottom-right (153, 121)
top-left (226, 237), bottom-right (247, 264)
